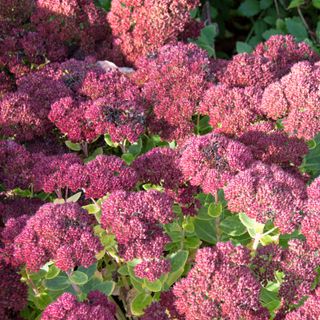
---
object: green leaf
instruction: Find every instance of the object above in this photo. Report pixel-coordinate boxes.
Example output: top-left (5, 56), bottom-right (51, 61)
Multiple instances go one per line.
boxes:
top-left (220, 215), bottom-right (247, 236)
top-left (262, 28), bottom-right (282, 40)
top-left (208, 202), bottom-right (223, 218)
top-left (200, 24), bottom-right (219, 45)
top-left (239, 213), bottom-right (264, 237)
top-left (128, 138), bottom-right (142, 156)
top-left (45, 265), bottom-right (60, 280)
top-left (169, 250), bottom-right (189, 273)
top-left (92, 281), bottom-right (115, 296)
top-left (313, 0), bottom-right (320, 8)
top-left (66, 192), bottom-right (82, 203)
top-left (194, 218), bottom-right (217, 244)
top-left (183, 236), bottom-right (201, 249)
top-left (121, 153), bottom-right (135, 165)
top-left (260, 0), bottom-right (273, 9)
top-left (98, 0), bottom-right (111, 11)
top-left (65, 140), bottom-right (81, 151)
top-left (104, 134), bottom-right (118, 147)
top-left (260, 287), bottom-right (281, 313)
top-left (285, 18), bottom-right (308, 41)
top-left (238, 0), bottom-right (261, 17)
top-left (143, 278), bottom-right (163, 292)
top-left (300, 133), bottom-right (320, 178)
top-left (118, 265), bottom-right (129, 276)
top-left (68, 271), bottom-right (89, 285)
top-left (53, 198), bottom-right (65, 204)
top-left (236, 41), bottom-right (253, 53)
top-left (82, 203), bottom-right (100, 214)
top-left (84, 147), bottom-right (103, 163)
top-left (288, 0), bottom-right (304, 8)
top-left (130, 292), bottom-right (152, 316)
top-left (77, 263), bottom-right (97, 280)
top-left (33, 294), bottom-right (52, 310)
top-left (45, 276), bottom-right (70, 291)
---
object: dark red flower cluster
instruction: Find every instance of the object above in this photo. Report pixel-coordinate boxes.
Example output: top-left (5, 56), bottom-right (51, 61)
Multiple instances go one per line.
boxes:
top-left (134, 258), bottom-right (171, 282)
top-left (49, 60), bottom-right (145, 144)
top-left (254, 34), bottom-right (319, 76)
top-left (0, 198), bottom-right (43, 266)
top-left (179, 132), bottom-right (253, 195)
top-left (173, 242), bottom-right (269, 320)
top-left (238, 121), bottom-right (308, 169)
top-left (224, 161), bottom-right (307, 233)
top-left (14, 202), bottom-right (102, 272)
top-left (101, 190), bottom-right (174, 280)
top-left (83, 155), bottom-right (138, 199)
top-left (199, 85), bottom-right (262, 136)
top-left (0, 70), bottom-right (70, 141)
top-left (0, 260), bottom-right (28, 320)
top-left (31, 153), bottom-right (84, 195)
top-left (0, 141), bottom-right (34, 190)
top-left (107, 0), bottom-right (200, 65)
top-left (41, 291), bottom-right (116, 320)
top-left (134, 42), bottom-right (210, 142)
top-left (132, 147), bottom-right (183, 189)
top-left (253, 239), bottom-right (320, 313)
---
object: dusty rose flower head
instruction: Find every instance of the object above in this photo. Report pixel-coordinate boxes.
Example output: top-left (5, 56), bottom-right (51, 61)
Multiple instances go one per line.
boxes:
top-left (285, 287), bottom-right (320, 320)
top-left (0, 140), bottom-right (33, 190)
top-left (238, 121), bottom-right (308, 168)
top-left (199, 84), bottom-right (262, 136)
top-left (14, 202), bottom-right (102, 272)
top-left (0, 260), bottom-right (28, 320)
top-left (107, 0), bottom-right (200, 65)
top-left (219, 52), bottom-right (278, 88)
top-left (31, 153), bottom-right (84, 194)
top-left (173, 242), bottom-right (269, 320)
top-left (83, 155), bottom-right (138, 199)
top-left (224, 161), bottom-right (307, 233)
top-left (254, 35), bottom-right (319, 76)
top-left (261, 61), bottom-right (320, 140)
top-left (134, 43), bottom-right (210, 140)
top-left (132, 147), bottom-right (183, 189)
top-left (179, 133), bottom-right (253, 194)
top-left (101, 190), bottom-right (174, 261)
top-left (134, 258), bottom-right (171, 281)
top-left (41, 291), bottom-right (116, 320)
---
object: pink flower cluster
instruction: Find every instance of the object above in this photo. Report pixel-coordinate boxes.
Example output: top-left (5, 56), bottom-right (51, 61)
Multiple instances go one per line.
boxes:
top-left (173, 242), bottom-right (269, 320)
top-left (261, 61), bottom-right (320, 140)
top-left (0, 198), bottom-right (43, 266)
top-left (253, 239), bottom-right (320, 315)
top-left (301, 176), bottom-right (320, 249)
top-left (41, 291), bottom-right (116, 320)
top-left (14, 202), bottom-right (102, 272)
top-left (48, 61), bottom-right (145, 144)
top-left (107, 0), bottom-right (200, 65)
top-left (179, 132), bottom-right (253, 194)
top-left (224, 161), bottom-right (307, 233)
top-left (285, 287), bottom-right (320, 320)
top-left (101, 190), bottom-right (174, 280)
top-left (134, 42), bottom-right (210, 142)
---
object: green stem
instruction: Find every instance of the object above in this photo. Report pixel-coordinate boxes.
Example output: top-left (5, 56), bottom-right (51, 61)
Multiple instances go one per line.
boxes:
top-left (109, 296), bottom-right (128, 320)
